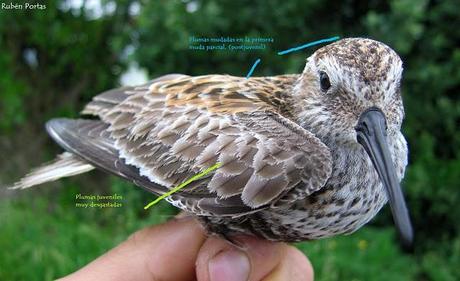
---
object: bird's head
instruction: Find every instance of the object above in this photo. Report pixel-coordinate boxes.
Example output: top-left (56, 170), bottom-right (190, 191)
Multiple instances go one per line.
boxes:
top-left (294, 37), bottom-right (412, 248)
top-left (296, 37), bottom-right (404, 142)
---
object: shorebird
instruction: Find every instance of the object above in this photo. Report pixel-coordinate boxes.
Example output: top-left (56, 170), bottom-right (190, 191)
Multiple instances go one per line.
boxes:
top-left (11, 38), bottom-right (413, 246)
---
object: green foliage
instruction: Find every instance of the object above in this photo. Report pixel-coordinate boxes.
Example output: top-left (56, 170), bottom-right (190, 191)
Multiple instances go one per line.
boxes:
top-left (0, 52), bottom-right (27, 131)
top-left (0, 1), bottom-right (133, 132)
top-left (0, 0), bottom-right (459, 280)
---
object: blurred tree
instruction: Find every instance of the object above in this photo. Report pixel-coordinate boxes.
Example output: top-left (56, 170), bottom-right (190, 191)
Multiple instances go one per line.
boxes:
top-left (0, 0), bottom-right (135, 180)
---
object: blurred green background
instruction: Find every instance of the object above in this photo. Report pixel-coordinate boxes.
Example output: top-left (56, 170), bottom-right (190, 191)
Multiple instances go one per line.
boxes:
top-left (1, 0), bottom-right (459, 280)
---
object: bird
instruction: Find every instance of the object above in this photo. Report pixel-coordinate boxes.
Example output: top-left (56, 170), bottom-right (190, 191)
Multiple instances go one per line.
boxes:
top-left (10, 37), bottom-right (413, 246)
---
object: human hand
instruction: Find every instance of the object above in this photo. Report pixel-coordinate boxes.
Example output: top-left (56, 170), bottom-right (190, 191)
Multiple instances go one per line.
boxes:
top-left (58, 217), bottom-right (313, 281)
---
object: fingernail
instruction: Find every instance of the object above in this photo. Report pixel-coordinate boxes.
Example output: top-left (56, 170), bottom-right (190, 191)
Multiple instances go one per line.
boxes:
top-left (209, 249), bottom-right (250, 281)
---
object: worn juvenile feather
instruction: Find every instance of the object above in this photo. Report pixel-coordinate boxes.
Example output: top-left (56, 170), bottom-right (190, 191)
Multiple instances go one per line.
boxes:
top-left (9, 153), bottom-right (93, 189)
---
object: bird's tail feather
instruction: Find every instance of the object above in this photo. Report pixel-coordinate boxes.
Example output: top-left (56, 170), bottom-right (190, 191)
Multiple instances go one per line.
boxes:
top-left (9, 152), bottom-right (94, 190)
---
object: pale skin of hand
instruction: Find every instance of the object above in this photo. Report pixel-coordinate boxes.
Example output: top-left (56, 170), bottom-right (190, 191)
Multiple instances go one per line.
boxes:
top-left (58, 217), bottom-right (314, 281)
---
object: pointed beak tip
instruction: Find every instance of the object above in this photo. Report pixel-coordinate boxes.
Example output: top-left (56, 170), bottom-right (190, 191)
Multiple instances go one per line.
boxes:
top-left (400, 230), bottom-right (414, 253)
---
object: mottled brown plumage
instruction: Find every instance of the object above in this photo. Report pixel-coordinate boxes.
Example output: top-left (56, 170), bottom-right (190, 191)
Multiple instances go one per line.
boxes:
top-left (11, 38), bottom-right (412, 244)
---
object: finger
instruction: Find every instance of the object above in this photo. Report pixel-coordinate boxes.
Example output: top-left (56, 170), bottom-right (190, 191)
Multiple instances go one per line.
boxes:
top-left (59, 217), bottom-right (206, 281)
top-left (262, 246), bottom-right (313, 281)
top-left (196, 235), bottom-right (311, 281)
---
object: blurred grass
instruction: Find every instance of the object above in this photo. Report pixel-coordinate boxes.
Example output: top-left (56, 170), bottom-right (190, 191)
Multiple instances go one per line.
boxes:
top-left (297, 229), bottom-right (417, 281)
top-left (0, 178), bottom-right (178, 280)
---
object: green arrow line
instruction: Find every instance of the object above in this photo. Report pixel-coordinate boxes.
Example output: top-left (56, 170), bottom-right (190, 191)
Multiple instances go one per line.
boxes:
top-left (144, 162), bottom-right (222, 210)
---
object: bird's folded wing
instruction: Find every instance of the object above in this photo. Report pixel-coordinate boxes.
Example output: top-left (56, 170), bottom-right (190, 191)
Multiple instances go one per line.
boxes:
top-left (51, 74), bottom-right (332, 216)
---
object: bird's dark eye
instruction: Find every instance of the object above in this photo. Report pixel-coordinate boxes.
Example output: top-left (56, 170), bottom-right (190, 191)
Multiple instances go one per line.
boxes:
top-left (319, 71), bottom-right (331, 92)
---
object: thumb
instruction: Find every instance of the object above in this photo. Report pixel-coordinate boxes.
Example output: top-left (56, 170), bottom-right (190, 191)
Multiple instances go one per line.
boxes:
top-left (59, 217), bottom-right (206, 281)
top-left (195, 235), bottom-right (313, 281)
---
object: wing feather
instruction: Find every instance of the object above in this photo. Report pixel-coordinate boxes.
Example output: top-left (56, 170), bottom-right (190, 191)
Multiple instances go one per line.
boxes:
top-left (48, 74), bottom-right (332, 216)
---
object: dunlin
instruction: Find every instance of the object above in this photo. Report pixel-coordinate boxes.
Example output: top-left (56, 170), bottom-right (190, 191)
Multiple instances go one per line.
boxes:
top-left (11, 38), bottom-right (413, 245)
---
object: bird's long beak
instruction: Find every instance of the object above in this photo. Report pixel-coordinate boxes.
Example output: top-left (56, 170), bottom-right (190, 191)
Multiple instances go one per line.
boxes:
top-left (355, 107), bottom-right (413, 248)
